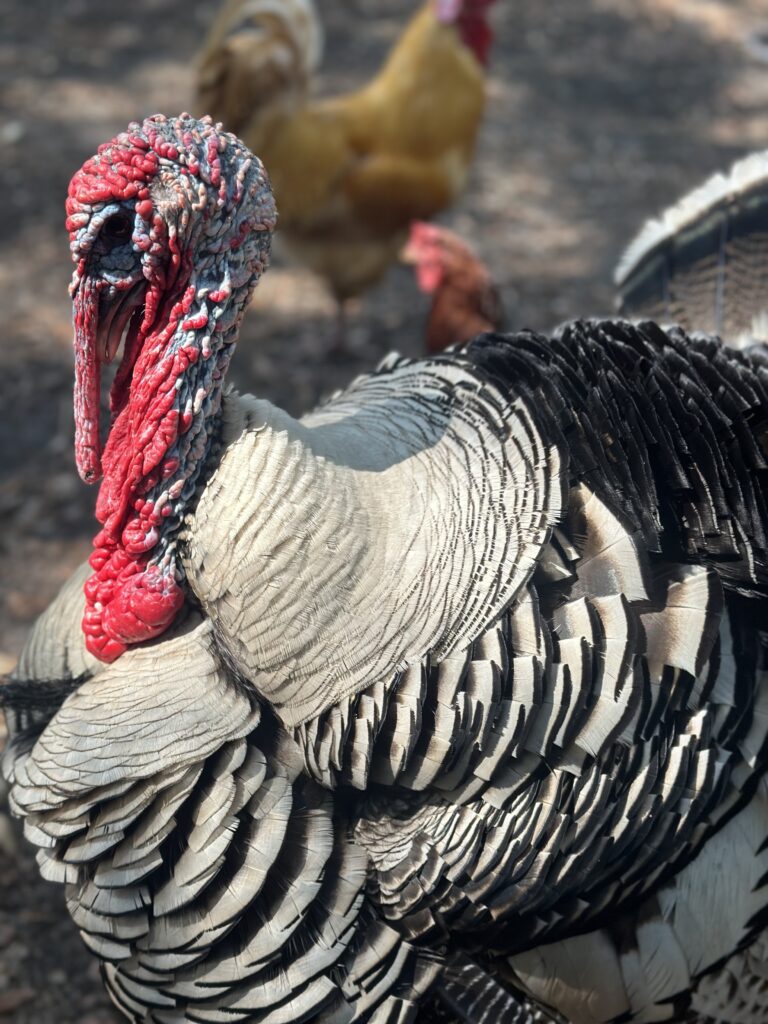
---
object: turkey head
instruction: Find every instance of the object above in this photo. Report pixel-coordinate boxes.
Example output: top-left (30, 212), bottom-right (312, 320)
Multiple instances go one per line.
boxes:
top-left (65, 113), bottom-right (277, 662)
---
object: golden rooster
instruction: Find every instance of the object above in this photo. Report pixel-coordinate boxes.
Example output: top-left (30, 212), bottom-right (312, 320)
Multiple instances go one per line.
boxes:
top-left (196, 0), bottom-right (497, 339)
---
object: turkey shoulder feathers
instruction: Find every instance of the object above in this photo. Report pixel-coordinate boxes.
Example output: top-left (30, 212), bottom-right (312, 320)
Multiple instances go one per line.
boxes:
top-left (0, 562), bottom-right (100, 750)
top-left (616, 149), bottom-right (768, 346)
top-left (13, 561), bottom-right (99, 684)
top-left (2, 616), bottom-right (444, 1022)
top-left (184, 349), bottom-right (563, 727)
top-left (184, 321), bottom-right (768, 733)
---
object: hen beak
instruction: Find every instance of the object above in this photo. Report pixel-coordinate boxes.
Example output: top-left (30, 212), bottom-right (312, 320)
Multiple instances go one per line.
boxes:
top-left (400, 239), bottom-right (420, 265)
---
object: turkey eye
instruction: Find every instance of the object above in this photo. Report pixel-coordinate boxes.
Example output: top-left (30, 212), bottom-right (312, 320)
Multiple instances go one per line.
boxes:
top-left (101, 212), bottom-right (133, 244)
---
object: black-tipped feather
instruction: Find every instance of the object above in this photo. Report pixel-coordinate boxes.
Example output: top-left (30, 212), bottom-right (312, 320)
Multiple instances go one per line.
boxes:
top-left (7, 320), bottom-right (768, 1024)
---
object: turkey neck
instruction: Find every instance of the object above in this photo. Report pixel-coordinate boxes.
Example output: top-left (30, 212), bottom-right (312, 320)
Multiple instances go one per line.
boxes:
top-left (82, 283), bottom-right (241, 664)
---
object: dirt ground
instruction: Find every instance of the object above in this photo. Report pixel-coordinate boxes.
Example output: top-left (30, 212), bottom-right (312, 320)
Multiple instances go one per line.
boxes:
top-left (2, 0), bottom-right (768, 1020)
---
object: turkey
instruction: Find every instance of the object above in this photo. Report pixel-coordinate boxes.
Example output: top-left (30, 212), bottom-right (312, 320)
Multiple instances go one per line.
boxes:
top-left (615, 149), bottom-right (768, 346)
top-left (4, 114), bottom-right (768, 1024)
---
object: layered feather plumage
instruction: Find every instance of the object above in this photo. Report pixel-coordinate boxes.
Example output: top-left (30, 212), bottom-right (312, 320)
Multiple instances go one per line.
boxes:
top-left (6, 320), bottom-right (768, 1023)
top-left (6, 117), bottom-right (768, 1024)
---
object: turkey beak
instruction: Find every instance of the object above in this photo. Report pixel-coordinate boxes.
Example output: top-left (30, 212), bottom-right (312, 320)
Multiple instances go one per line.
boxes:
top-left (73, 274), bottom-right (103, 485)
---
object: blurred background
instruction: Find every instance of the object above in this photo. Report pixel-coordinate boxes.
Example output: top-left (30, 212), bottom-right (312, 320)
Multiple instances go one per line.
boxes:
top-left (1, 0), bottom-right (768, 1019)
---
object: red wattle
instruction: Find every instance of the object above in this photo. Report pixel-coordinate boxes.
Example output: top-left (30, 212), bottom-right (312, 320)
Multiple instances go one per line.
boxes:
top-left (87, 634), bottom-right (127, 663)
top-left (79, 285), bottom-right (199, 662)
top-left (101, 567), bottom-right (185, 646)
top-left (66, 121), bottom-right (262, 664)
top-left (417, 261), bottom-right (444, 294)
top-left (82, 559), bottom-right (186, 662)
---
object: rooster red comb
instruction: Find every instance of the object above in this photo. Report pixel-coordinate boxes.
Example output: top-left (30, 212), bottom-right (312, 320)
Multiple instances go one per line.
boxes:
top-left (434, 0), bottom-right (496, 66)
top-left (407, 221), bottom-right (444, 250)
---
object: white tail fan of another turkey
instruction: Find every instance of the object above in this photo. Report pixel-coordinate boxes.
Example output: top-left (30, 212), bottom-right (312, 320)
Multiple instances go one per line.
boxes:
top-left (615, 150), bottom-right (768, 349)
